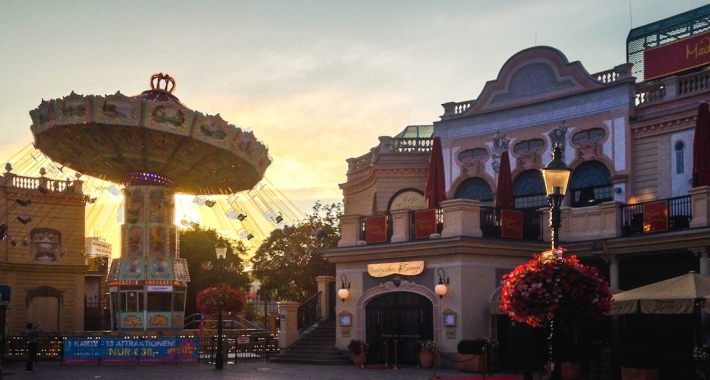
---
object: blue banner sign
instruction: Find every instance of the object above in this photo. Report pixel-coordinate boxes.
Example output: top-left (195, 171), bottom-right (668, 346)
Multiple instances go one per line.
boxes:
top-left (63, 337), bottom-right (199, 363)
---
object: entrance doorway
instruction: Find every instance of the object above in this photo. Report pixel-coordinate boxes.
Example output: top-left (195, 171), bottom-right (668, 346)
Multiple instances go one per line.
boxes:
top-left (365, 292), bottom-right (433, 365)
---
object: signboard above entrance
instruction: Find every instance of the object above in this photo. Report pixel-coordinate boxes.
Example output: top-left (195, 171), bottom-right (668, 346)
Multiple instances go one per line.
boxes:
top-left (367, 261), bottom-right (425, 277)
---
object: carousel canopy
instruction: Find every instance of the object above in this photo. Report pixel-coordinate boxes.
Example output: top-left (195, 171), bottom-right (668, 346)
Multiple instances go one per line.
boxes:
top-left (30, 73), bottom-right (271, 195)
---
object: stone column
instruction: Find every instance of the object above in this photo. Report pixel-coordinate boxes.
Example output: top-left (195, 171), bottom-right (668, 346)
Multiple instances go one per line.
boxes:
top-left (690, 186), bottom-right (710, 229)
top-left (316, 276), bottom-right (335, 321)
top-left (338, 214), bottom-right (362, 247)
top-left (697, 249), bottom-right (710, 276)
top-left (608, 257), bottom-right (620, 291)
top-left (440, 199), bottom-right (482, 238)
top-left (277, 301), bottom-right (300, 350)
top-left (390, 209), bottom-right (411, 243)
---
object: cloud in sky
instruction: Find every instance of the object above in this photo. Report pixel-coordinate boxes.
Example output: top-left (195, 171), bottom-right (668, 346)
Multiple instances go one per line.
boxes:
top-left (1, 0), bottom-right (707, 214)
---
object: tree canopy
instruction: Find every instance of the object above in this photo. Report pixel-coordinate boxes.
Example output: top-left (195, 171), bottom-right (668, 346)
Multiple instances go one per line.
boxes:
top-left (250, 202), bottom-right (341, 303)
top-left (179, 224), bottom-right (251, 317)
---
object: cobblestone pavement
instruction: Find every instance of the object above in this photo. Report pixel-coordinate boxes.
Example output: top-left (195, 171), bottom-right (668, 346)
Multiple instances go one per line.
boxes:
top-left (0, 361), bottom-right (526, 380)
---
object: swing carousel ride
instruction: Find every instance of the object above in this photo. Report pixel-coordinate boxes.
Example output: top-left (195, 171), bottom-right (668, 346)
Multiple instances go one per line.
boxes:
top-left (20, 73), bottom-right (302, 330)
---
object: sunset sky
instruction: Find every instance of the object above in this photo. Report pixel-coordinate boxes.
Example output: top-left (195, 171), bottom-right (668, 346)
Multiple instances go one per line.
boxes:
top-left (1, 0), bottom-right (707, 216)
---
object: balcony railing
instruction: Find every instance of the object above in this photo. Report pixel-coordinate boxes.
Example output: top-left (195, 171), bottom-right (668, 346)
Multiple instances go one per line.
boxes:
top-left (408, 208), bottom-right (443, 240)
top-left (339, 194), bottom-right (701, 248)
top-left (359, 213), bottom-right (394, 243)
top-left (480, 207), bottom-right (543, 241)
top-left (620, 196), bottom-right (692, 236)
top-left (390, 137), bottom-right (433, 153)
top-left (636, 69), bottom-right (710, 106)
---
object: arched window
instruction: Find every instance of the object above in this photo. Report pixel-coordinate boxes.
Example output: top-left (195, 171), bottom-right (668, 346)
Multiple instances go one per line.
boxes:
top-left (569, 161), bottom-right (612, 207)
top-left (512, 170), bottom-right (547, 209)
top-left (513, 139), bottom-right (545, 155)
top-left (572, 128), bottom-right (606, 145)
top-left (458, 148), bottom-right (488, 163)
top-left (455, 178), bottom-right (493, 206)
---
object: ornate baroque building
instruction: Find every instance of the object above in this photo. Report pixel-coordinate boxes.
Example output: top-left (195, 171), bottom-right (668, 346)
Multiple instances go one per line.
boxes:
top-left (324, 4), bottom-right (710, 375)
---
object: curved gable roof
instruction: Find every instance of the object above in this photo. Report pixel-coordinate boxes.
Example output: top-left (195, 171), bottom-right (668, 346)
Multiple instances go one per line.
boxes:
top-left (459, 46), bottom-right (604, 117)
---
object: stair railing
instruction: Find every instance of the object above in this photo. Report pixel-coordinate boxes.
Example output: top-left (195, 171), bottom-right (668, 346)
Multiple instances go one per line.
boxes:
top-left (297, 291), bottom-right (322, 332)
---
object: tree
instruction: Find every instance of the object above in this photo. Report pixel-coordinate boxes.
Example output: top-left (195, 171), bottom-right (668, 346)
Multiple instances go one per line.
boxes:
top-left (250, 201), bottom-right (341, 303)
top-left (178, 224), bottom-right (251, 317)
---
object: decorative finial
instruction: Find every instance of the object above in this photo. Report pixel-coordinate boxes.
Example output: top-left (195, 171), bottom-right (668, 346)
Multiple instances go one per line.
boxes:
top-left (150, 73), bottom-right (176, 94)
top-left (39, 167), bottom-right (46, 176)
top-left (5, 163), bottom-right (12, 173)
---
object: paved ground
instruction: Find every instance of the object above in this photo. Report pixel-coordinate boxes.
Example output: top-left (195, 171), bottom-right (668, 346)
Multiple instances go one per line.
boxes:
top-left (0, 361), bottom-right (529, 380)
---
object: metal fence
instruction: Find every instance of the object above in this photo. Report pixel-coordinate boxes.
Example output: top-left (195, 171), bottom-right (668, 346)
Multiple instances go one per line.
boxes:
top-left (621, 196), bottom-right (692, 236)
top-left (2, 331), bottom-right (279, 364)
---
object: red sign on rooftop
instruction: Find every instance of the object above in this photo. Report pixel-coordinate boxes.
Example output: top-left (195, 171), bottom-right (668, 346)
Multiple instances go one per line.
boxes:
top-left (644, 30), bottom-right (710, 81)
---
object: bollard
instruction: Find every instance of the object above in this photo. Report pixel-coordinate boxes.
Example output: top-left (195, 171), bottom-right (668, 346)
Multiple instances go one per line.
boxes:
top-left (482, 345), bottom-right (487, 379)
top-left (393, 340), bottom-right (399, 370)
top-left (429, 348), bottom-right (440, 379)
top-left (384, 339), bottom-right (388, 367)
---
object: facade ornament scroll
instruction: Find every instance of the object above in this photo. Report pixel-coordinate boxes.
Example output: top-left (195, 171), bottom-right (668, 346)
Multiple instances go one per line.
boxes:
top-left (576, 141), bottom-right (601, 162)
top-left (461, 160), bottom-right (484, 178)
top-left (516, 151), bottom-right (542, 172)
top-left (491, 131), bottom-right (510, 173)
top-left (379, 279), bottom-right (417, 290)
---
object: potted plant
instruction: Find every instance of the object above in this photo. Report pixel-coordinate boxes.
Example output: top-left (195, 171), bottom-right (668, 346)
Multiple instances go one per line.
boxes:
top-left (558, 344), bottom-right (581, 380)
top-left (694, 345), bottom-right (710, 379)
top-left (620, 347), bottom-right (659, 380)
top-left (457, 338), bottom-right (488, 372)
top-left (347, 339), bottom-right (368, 366)
top-left (417, 340), bottom-right (437, 368)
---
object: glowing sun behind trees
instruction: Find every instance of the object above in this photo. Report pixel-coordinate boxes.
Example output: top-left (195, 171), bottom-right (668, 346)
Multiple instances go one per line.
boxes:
top-left (500, 247), bottom-right (612, 328)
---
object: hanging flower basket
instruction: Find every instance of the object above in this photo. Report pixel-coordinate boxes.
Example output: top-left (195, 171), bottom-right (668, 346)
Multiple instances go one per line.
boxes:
top-left (500, 247), bottom-right (612, 328)
top-left (196, 284), bottom-right (246, 318)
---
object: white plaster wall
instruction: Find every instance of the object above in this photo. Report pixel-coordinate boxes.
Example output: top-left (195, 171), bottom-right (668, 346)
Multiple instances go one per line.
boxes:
top-left (613, 117), bottom-right (626, 172)
top-left (671, 129), bottom-right (694, 197)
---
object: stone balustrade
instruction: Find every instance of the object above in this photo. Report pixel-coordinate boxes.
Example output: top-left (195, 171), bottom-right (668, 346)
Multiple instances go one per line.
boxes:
top-left (337, 191), bottom-right (710, 247)
top-left (636, 69), bottom-right (710, 106)
top-left (2, 170), bottom-right (83, 195)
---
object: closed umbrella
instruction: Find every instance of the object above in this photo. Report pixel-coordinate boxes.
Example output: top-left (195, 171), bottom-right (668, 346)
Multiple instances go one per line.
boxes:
top-left (693, 102), bottom-right (710, 187)
top-left (425, 137), bottom-right (446, 209)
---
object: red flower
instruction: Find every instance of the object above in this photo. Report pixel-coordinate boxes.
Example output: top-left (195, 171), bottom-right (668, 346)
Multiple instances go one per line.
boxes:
top-left (500, 247), bottom-right (612, 328)
top-left (196, 285), bottom-right (246, 318)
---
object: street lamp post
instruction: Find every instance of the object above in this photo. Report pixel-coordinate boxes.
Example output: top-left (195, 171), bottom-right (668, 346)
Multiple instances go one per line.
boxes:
top-left (540, 144), bottom-right (572, 380)
top-left (214, 241), bottom-right (228, 370)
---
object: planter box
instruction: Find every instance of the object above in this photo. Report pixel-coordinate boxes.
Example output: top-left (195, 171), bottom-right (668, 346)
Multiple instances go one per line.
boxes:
top-left (547, 361), bottom-right (581, 380)
top-left (420, 351), bottom-right (434, 368)
top-left (457, 353), bottom-right (484, 372)
top-left (621, 367), bottom-right (659, 380)
top-left (562, 362), bottom-right (581, 380)
top-left (352, 352), bottom-right (365, 366)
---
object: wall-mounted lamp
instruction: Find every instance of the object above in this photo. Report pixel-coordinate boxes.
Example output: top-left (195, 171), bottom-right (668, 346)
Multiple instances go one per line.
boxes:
top-left (435, 268), bottom-right (449, 299)
top-left (338, 274), bottom-right (351, 302)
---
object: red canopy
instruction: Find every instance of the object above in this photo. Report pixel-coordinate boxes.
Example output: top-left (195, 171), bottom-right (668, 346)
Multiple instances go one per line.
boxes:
top-left (425, 137), bottom-right (447, 209)
top-left (693, 102), bottom-right (710, 187)
top-left (496, 151), bottom-right (514, 210)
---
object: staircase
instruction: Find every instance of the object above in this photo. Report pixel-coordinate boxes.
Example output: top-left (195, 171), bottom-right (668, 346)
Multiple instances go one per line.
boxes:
top-left (271, 319), bottom-right (351, 365)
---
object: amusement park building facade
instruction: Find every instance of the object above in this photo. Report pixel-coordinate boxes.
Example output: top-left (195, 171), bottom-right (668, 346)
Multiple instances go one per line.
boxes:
top-left (324, 5), bottom-right (710, 369)
top-left (0, 168), bottom-right (87, 333)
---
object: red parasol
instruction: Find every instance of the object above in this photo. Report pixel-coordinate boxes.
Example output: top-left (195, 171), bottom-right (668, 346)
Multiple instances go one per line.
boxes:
top-left (693, 102), bottom-right (710, 187)
top-left (425, 137), bottom-right (447, 209)
top-left (496, 150), bottom-right (514, 210)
